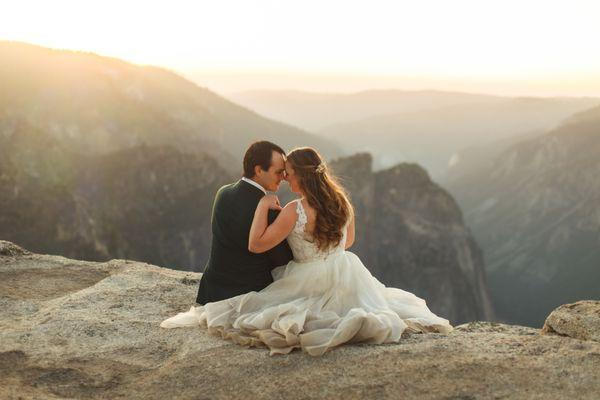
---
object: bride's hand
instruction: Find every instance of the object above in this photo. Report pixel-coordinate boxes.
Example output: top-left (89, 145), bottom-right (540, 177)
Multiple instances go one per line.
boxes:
top-left (260, 194), bottom-right (282, 210)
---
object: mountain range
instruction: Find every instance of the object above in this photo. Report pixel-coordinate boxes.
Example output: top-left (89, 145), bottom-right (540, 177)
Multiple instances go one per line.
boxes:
top-left (5, 40), bottom-right (596, 327)
top-left (446, 104), bottom-right (600, 326)
top-left (0, 41), bottom-right (340, 169)
top-left (230, 89), bottom-right (505, 131)
top-left (232, 90), bottom-right (599, 177)
top-left (0, 41), bottom-right (492, 324)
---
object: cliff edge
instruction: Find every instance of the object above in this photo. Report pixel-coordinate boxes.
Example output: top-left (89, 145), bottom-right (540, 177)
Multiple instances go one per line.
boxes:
top-left (1, 240), bottom-right (598, 399)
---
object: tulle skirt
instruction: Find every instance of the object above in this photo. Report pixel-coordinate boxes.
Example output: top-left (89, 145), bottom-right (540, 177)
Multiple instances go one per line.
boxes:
top-left (160, 251), bottom-right (453, 356)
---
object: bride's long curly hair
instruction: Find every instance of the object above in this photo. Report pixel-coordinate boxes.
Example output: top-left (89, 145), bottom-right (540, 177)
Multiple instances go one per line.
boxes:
top-left (287, 147), bottom-right (353, 252)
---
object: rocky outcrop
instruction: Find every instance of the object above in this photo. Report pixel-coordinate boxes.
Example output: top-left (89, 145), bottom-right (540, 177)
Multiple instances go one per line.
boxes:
top-left (331, 155), bottom-right (494, 325)
top-left (1, 242), bottom-right (599, 400)
top-left (329, 153), bottom-right (376, 266)
top-left (542, 301), bottom-right (600, 342)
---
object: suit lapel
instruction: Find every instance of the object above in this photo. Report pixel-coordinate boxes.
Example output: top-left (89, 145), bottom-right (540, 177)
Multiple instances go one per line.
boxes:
top-left (238, 179), bottom-right (266, 198)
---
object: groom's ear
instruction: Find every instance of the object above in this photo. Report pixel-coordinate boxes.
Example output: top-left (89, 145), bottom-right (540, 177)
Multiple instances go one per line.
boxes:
top-left (254, 165), bottom-right (263, 177)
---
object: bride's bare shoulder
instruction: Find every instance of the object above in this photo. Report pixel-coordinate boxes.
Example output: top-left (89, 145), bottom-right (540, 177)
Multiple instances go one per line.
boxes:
top-left (284, 198), bottom-right (303, 211)
top-left (279, 200), bottom-right (300, 218)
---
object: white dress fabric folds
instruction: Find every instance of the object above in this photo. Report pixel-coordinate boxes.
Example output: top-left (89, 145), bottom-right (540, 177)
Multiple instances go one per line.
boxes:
top-left (161, 200), bottom-right (453, 356)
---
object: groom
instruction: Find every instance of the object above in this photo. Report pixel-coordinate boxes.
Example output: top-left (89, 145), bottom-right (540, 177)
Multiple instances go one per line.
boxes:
top-left (195, 141), bottom-right (294, 305)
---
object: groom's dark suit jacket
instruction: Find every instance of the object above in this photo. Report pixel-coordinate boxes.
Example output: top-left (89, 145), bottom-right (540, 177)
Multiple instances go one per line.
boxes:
top-left (196, 179), bottom-right (294, 305)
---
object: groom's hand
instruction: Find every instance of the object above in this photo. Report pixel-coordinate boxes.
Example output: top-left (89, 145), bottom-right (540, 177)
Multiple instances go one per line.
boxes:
top-left (260, 194), bottom-right (282, 211)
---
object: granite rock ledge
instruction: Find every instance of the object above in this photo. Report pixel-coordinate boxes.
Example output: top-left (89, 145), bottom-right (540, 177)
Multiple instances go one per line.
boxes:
top-left (1, 240), bottom-right (599, 399)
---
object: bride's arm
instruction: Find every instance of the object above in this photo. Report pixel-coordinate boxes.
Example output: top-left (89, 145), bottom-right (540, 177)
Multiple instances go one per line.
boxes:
top-left (248, 196), bottom-right (297, 253)
top-left (345, 213), bottom-right (355, 249)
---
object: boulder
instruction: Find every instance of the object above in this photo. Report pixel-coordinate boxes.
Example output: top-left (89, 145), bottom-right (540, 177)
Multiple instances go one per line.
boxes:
top-left (541, 300), bottom-right (600, 342)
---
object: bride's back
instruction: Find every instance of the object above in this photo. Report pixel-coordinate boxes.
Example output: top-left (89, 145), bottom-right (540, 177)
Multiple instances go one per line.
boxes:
top-left (286, 199), bottom-right (347, 263)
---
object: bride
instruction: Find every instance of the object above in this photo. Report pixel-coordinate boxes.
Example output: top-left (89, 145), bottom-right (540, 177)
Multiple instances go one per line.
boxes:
top-left (161, 147), bottom-right (453, 356)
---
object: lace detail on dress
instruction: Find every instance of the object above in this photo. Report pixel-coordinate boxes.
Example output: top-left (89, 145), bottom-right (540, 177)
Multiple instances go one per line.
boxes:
top-left (286, 199), bottom-right (346, 263)
top-left (294, 199), bottom-right (308, 234)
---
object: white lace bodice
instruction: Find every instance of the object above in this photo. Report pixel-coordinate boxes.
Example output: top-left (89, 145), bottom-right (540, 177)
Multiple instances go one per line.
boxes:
top-left (286, 199), bottom-right (347, 263)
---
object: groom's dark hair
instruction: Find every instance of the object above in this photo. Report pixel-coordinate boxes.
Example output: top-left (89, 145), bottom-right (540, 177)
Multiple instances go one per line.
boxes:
top-left (243, 141), bottom-right (286, 178)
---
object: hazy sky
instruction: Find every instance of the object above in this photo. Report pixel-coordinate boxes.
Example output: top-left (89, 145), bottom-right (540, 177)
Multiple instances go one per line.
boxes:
top-left (2, 0), bottom-right (600, 96)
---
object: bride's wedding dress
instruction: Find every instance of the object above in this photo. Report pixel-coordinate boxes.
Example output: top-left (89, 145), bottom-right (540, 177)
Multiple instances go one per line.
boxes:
top-left (161, 200), bottom-right (453, 356)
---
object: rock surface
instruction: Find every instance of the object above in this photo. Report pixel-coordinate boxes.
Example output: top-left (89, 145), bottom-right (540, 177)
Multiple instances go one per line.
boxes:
top-left (1, 241), bottom-right (599, 399)
top-left (541, 300), bottom-right (600, 342)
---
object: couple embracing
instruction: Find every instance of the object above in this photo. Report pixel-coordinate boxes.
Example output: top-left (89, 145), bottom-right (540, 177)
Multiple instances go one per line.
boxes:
top-left (161, 141), bottom-right (453, 356)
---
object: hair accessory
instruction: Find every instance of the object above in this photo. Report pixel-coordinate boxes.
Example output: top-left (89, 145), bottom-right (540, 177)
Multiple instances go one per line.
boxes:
top-left (315, 163), bottom-right (326, 173)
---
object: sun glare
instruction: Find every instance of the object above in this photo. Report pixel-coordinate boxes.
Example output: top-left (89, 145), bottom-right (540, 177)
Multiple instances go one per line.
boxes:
top-left (1, 0), bottom-right (600, 95)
